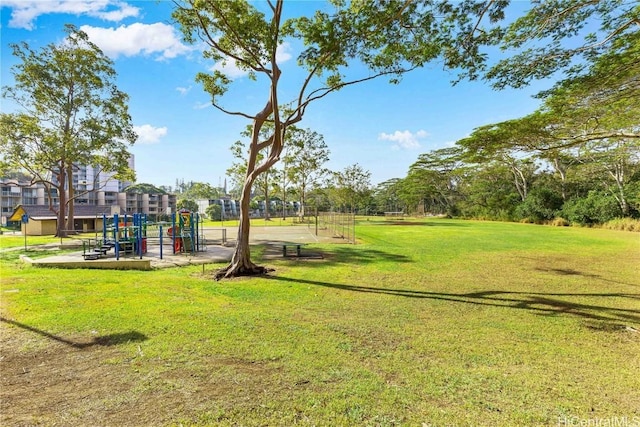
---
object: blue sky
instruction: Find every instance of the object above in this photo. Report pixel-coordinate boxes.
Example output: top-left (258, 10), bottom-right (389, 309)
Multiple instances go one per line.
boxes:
top-left (1, 1), bottom-right (551, 188)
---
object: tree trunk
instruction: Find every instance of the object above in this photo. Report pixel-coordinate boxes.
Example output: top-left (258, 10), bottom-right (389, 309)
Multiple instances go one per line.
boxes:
top-left (610, 163), bottom-right (629, 216)
top-left (65, 164), bottom-right (76, 234)
top-left (556, 158), bottom-right (567, 202)
top-left (215, 174), bottom-right (270, 280)
top-left (56, 170), bottom-right (68, 238)
top-left (299, 192), bottom-right (306, 218)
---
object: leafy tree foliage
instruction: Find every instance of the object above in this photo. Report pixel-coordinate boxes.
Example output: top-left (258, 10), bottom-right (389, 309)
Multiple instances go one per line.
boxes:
top-left (0, 25), bottom-right (136, 237)
top-left (284, 128), bottom-right (330, 218)
top-left (124, 183), bottom-right (167, 194)
top-left (177, 198), bottom-right (199, 213)
top-left (373, 178), bottom-right (405, 214)
top-left (330, 164), bottom-right (372, 213)
top-left (205, 203), bottom-right (222, 221)
top-left (486, 0), bottom-right (640, 90)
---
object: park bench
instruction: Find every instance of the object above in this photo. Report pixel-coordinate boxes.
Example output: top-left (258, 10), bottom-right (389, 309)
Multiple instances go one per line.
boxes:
top-left (282, 242), bottom-right (305, 257)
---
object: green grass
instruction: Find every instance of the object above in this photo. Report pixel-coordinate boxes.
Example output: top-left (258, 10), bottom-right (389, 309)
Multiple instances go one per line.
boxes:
top-left (1, 219), bottom-right (639, 426)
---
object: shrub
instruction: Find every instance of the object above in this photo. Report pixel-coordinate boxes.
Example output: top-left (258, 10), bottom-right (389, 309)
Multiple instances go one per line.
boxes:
top-left (561, 191), bottom-right (622, 225)
top-left (205, 203), bottom-right (222, 221)
top-left (516, 188), bottom-right (563, 222)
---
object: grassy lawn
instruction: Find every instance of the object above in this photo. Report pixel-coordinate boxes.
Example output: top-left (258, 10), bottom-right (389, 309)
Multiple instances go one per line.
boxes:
top-left (1, 219), bottom-right (639, 426)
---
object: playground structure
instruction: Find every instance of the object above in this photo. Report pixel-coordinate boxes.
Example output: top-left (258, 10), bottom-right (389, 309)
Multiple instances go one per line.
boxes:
top-left (82, 210), bottom-right (206, 261)
top-left (165, 209), bottom-right (206, 255)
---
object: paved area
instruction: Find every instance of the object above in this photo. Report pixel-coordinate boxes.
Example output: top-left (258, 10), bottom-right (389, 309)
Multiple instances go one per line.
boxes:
top-left (18, 225), bottom-right (346, 270)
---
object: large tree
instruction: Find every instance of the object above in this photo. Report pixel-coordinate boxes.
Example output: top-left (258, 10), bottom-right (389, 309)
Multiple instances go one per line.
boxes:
top-left (0, 25), bottom-right (135, 237)
top-left (173, 0), bottom-right (510, 279)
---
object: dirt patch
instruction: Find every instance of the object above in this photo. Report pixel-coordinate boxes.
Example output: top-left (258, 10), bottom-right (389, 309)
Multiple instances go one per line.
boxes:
top-left (0, 323), bottom-right (294, 426)
top-left (1, 324), bottom-right (140, 426)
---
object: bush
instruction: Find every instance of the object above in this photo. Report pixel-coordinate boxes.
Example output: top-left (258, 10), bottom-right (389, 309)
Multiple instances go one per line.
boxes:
top-left (516, 188), bottom-right (563, 222)
top-left (205, 203), bottom-right (222, 221)
top-left (561, 191), bottom-right (622, 225)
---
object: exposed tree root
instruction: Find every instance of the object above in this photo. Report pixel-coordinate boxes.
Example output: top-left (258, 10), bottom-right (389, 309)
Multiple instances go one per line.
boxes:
top-left (214, 261), bottom-right (274, 281)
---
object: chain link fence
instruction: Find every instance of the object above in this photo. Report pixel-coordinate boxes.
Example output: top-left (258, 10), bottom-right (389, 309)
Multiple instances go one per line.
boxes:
top-left (315, 211), bottom-right (356, 243)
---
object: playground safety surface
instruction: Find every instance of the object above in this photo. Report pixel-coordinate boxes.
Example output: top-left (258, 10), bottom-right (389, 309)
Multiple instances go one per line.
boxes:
top-left (22, 225), bottom-right (348, 270)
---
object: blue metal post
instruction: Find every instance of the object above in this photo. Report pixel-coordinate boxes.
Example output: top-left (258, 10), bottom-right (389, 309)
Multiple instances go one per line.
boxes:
top-left (114, 213), bottom-right (120, 260)
top-left (159, 225), bottom-right (163, 260)
top-left (138, 214), bottom-right (142, 259)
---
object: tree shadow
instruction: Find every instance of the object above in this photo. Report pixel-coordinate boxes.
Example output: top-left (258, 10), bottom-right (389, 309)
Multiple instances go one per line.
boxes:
top-left (534, 266), bottom-right (639, 287)
top-left (321, 246), bottom-right (413, 265)
top-left (0, 316), bottom-right (148, 349)
top-left (264, 276), bottom-right (640, 326)
top-left (258, 243), bottom-right (413, 266)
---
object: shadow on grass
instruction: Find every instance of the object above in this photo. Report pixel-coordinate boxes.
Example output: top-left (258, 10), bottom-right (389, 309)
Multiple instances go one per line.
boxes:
top-left (322, 246), bottom-right (413, 265)
top-left (265, 276), bottom-right (640, 326)
top-left (0, 316), bottom-right (148, 348)
top-left (258, 244), bottom-right (413, 266)
top-left (535, 266), bottom-right (639, 287)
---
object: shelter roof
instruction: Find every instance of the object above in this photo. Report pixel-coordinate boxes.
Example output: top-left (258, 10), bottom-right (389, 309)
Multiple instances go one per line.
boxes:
top-left (8, 205), bottom-right (121, 221)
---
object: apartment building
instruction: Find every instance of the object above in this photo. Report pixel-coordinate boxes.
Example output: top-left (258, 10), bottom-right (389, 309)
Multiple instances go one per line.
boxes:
top-left (1, 177), bottom-right (176, 227)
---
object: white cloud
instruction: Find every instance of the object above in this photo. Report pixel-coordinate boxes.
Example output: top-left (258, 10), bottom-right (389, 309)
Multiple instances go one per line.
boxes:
top-left (80, 23), bottom-right (191, 60)
top-left (212, 59), bottom-right (248, 79)
top-left (378, 129), bottom-right (429, 150)
top-left (211, 42), bottom-right (293, 79)
top-left (134, 124), bottom-right (167, 144)
top-left (176, 86), bottom-right (192, 95)
top-left (276, 42), bottom-right (293, 63)
top-left (3, 0), bottom-right (139, 30)
top-left (193, 102), bottom-right (210, 110)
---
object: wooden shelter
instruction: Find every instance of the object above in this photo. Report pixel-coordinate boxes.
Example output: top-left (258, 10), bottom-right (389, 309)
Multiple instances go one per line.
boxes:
top-left (8, 205), bottom-right (120, 236)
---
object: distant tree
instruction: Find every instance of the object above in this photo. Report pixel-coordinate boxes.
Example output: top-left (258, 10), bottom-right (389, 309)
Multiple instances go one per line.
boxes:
top-left (183, 182), bottom-right (221, 200)
top-left (124, 183), bottom-right (167, 194)
top-left (0, 25), bottom-right (136, 237)
top-left (404, 147), bottom-right (466, 215)
top-left (285, 128), bottom-right (330, 218)
top-left (331, 164), bottom-right (372, 213)
top-left (205, 203), bottom-right (222, 221)
top-left (373, 178), bottom-right (404, 215)
top-left (458, 163), bottom-right (522, 221)
top-left (177, 199), bottom-right (198, 212)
